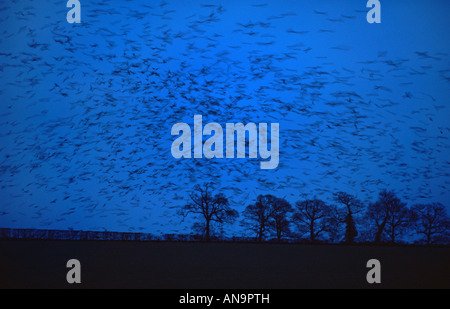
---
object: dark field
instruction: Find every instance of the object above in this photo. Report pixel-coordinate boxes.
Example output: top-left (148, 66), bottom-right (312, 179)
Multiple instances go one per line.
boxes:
top-left (0, 240), bottom-right (449, 289)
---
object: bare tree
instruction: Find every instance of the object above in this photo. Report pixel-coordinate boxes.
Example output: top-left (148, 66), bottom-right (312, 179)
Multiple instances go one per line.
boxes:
top-left (366, 189), bottom-right (410, 243)
top-left (411, 203), bottom-right (449, 245)
top-left (242, 195), bottom-right (293, 242)
top-left (242, 194), bottom-right (277, 242)
top-left (384, 199), bottom-right (414, 243)
top-left (179, 183), bottom-right (238, 241)
top-left (333, 191), bottom-right (363, 243)
top-left (292, 199), bottom-right (331, 242)
top-left (268, 197), bottom-right (293, 242)
top-left (325, 205), bottom-right (347, 243)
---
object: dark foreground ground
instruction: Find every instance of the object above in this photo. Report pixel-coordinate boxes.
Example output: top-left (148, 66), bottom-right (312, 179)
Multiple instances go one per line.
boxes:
top-left (0, 240), bottom-right (449, 289)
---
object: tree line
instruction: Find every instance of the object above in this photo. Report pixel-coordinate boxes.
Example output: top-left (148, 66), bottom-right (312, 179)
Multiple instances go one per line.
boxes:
top-left (178, 183), bottom-right (450, 245)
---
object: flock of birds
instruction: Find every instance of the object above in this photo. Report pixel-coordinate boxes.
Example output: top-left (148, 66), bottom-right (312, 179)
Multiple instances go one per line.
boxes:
top-left (0, 0), bottom-right (448, 236)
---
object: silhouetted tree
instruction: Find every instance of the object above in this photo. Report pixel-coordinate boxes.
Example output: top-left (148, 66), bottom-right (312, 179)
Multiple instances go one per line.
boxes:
top-left (268, 197), bottom-right (293, 242)
top-left (345, 214), bottom-right (357, 242)
top-left (242, 194), bottom-right (277, 242)
top-left (384, 200), bottom-right (414, 243)
top-left (366, 189), bottom-right (410, 243)
top-left (324, 205), bottom-right (344, 243)
top-left (179, 183), bottom-right (238, 241)
top-left (333, 191), bottom-right (363, 243)
top-left (411, 203), bottom-right (449, 245)
top-left (292, 198), bottom-right (331, 242)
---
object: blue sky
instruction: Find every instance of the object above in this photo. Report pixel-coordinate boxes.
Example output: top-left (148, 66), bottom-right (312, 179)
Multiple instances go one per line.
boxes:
top-left (0, 0), bottom-right (449, 238)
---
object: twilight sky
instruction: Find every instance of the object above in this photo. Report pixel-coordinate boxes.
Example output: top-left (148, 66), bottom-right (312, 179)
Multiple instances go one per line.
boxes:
top-left (0, 0), bottom-right (449, 237)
